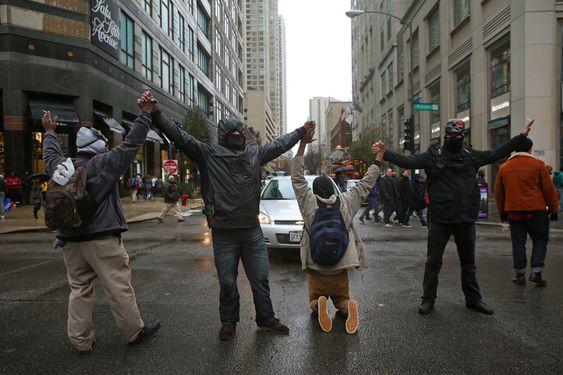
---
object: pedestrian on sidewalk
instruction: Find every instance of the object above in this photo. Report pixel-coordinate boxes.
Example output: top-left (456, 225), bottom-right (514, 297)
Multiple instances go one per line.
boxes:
top-left (292, 129), bottom-right (383, 334)
top-left (405, 174), bottom-right (428, 227)
top-left (0, 172), bottom-right (6, 219)
top-left (41, 92), bottom-right (160, 354)
top-left (358, 178), bottom-right (380, 223)
top-left (30, 177), bottom-right (42, 219)
top-left (157, 175), bottom-right (185, 222)
top-left (127, 174), bottom-right (142, 203)
top-left (494, 138), bottom-right (559, 286)
top-left (379, 168), bottom-right (399, 227)
top-left (376, 117), bottom-right (534, 316)
top-left (396, 169), bottom-right (412, 227)
top-left (144, 174), bottom-right (153, 200)
top-left (6, 171), bottom-right (22, 205)
top-left (143, 91), bottom-right (312, 341)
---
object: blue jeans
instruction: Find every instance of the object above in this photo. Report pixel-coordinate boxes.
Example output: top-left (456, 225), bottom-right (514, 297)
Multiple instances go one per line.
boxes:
top-left (509, 213), bottom-right (550, 273)
top-left (212, 226), bottom-right (275, 326)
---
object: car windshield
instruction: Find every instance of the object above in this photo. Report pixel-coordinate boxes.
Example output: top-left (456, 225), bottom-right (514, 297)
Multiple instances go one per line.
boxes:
top-left (261, 178), bottom-right (340, 200)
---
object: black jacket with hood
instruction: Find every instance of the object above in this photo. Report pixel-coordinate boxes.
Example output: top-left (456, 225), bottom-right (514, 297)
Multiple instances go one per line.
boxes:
top-left (151, 109), bottom-right (305, 228)
top-left (383, 134), bottom-right (527, 224)
top-left (43, 111), bottom-right (151, 240)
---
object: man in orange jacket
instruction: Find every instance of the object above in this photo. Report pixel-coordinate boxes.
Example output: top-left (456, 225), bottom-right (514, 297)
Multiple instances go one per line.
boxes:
top-left (494, 138), bottom-right (560, 286)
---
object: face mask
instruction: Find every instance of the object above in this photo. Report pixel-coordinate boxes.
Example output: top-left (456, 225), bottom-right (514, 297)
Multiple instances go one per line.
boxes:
top-left (225, 133), bottom-right (245, 149)
top-left (444, 138), bottom-right (463, 150)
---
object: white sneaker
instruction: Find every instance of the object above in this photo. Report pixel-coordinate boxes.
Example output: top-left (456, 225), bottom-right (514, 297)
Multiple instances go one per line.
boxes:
top-left (384, 224), bottom-right (393, 227)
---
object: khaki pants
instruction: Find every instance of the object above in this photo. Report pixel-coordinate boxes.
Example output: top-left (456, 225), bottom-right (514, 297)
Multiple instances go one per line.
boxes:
top-left (159, 202), bottom-right (184, 220)
top-left (308, 269), bottom-right (350, 314)
top-left (63, 236), bottom-right (144, 350)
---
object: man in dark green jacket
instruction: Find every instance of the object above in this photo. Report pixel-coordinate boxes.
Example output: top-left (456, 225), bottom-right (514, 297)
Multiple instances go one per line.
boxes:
top-left (376, 118), bottom-right (533, 316)
top-left (143, 92), bottom-right (314, 341)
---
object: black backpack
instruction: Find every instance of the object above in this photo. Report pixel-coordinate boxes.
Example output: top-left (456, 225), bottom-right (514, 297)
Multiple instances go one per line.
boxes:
top-left (308, 197), bottom-right (350, 266)
top-left (44, 165), bottom-right (94, 230)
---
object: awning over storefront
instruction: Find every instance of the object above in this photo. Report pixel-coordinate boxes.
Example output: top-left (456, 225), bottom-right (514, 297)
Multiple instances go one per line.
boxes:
top-left (29, 99), bottom-right (80, 127)
top-left (94, 111), bottom-right (126, 134)
top-left (122, 119), bottom-right (164, 144)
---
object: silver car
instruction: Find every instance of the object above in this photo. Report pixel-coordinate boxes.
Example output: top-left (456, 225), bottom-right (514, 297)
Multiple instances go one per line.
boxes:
top-left (259, 176), bottom-right (341, 249)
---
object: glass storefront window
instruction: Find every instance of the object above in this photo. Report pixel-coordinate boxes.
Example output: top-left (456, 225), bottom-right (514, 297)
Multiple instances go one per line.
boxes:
top-left (456, 64), bottom-right (470, 112)
top-left (490, 40), bottom-right (510, 98)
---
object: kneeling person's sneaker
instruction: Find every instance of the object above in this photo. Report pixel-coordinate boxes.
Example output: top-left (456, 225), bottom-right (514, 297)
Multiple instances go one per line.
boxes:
top-left (258, 318), bottom-right (289, 334)
top-left (317, 296), bottom-right (332, 333)
top-left (345, 300), bottom-right (359, 334)
top-left (219, 323), bottom-right (236, 341)
top-left (130, 319), bottom-right (161, 345)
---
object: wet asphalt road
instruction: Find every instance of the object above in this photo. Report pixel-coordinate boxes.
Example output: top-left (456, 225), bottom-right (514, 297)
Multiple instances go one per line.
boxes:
top-left (1, 213), bottom-right (562, 374)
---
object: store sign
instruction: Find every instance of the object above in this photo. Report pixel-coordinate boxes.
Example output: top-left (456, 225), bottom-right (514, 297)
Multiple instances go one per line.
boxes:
top-left (90, 0), bottom-right (120, 58)
top-left (490, 92), bottom-right (510, 120)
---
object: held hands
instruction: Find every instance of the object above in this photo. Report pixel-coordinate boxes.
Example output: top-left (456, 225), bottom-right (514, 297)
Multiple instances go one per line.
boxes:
top-left (41, 111), bottom-right (58, 132)
top-left (138, 90), bottom-right (158, 113)
top-left (522, 118), bottom-right (534, 137)
top-left (301, 121), bottom-right (316, 144)
top-left (373, 141), bottom-right (386, 161)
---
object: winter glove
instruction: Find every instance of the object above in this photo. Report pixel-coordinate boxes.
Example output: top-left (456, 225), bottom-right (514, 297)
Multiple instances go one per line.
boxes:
top-left (500, 213), bottom-right (508, 222)
top-left (550, 213), bottom-right (558, 222)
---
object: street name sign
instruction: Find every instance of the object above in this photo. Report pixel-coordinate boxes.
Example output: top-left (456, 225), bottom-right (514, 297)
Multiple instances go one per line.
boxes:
top-left (414, 103), bottom-right (439, 111)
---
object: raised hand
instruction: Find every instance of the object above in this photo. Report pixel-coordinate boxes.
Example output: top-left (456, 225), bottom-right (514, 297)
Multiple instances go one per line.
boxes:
top-left (41, 111), bottom-right (58, 132)
top-left (138, 91), bottom-right (158, 113)
top-left (522, 118), bottom-right (534, 136)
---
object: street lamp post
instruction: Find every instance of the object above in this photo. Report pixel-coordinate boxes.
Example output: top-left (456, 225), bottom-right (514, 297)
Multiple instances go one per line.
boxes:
top-left (346, 9), bottom-right (414, 154)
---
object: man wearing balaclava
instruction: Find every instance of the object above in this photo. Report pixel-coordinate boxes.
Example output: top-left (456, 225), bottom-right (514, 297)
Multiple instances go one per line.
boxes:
top-left (41, 92), bottom-right (160, 353)
top-left (377, 117), bottom-right (534, 316)
top-left (144, 91), bottom-right (315, 341)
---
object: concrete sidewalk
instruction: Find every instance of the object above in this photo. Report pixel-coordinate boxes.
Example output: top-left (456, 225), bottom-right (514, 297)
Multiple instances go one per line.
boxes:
top-left (0, 197), bottom-right (203, 234)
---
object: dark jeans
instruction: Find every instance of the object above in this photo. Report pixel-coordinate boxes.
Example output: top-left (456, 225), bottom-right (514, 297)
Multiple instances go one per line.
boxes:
top-left (383, 201), bottom-right (395, 224)
top-left (397, 199), bottom-right (409, 224)
top-left (406, 207), bottom-right (427, 226)
top-left (211, 226), bottom-right (275, 326)
top-left (422, 222), bottom-right (482, 304)
top-left (509, 213), bottom-right (549, 273)
top-left (359, 196), bottom-right (379, 221)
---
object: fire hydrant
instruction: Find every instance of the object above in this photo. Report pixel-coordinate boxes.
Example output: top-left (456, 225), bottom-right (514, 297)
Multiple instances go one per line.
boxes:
top-left (181, 193), bottom-right (189, 206)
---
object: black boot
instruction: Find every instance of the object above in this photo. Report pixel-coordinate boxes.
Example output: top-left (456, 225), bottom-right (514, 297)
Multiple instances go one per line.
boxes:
top-left (466, 300), bottom-right (494, 315)
top-left (130, 320), bottom-right (161, 345)
top-left (529, 272), bottom-right (547, 286)
top-left (512, 273), bottom-right (526, 286)
top-left (418, 301), bottom-right (434, 315)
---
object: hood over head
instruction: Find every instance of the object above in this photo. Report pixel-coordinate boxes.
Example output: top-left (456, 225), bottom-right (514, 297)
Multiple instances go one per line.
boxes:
top-left (218, 118), bottom-right (246, 149)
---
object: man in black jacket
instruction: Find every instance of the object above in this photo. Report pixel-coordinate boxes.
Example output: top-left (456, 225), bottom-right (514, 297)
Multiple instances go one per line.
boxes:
top-left (376, 118), bottom-right (533, 315)
top-left (379, 167), bottom-right (399, 227)
top-left (42, 93), bottom-right (160, 353)
top-left (396, 169), bottom-right (412, 227)
top-left (142, 92), bottom-right (314, 341)
top-left (157, 175), bottom-right (185, 222)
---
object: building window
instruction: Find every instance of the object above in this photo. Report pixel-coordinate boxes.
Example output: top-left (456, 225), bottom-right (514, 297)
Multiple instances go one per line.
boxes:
top-left (456, 64), bottom-right (470, 113)
top-left (411, 30), bottom-right (419, 69)
top-left (142, 31), bottom-right (153, 80)
top-left (197, 4), bottom-right (209, 38)
top-left (187, 27), bottom-right (195, 61)
top-left (387, 63), bottom-right (393, 92)
top-left (197, 47), bottom-right (210, 76)
top-left (454, 0), bottom-right (470, 27)
top-left (397, 49), bottom-right (405, 83)
top-left (380, 72), bottom-right (387, 98)
top-left (159, 47), bottom-right (172, 93)
top-left (188, 74), bottom-right (195, 107)
top-left (160, 0), bottom-right (170, 36)
top-left (120, 12), bottom-right (134, 69)
top-left (179, 65), bottom-right (186, 102)
top-left (178, 14), bottom-right (185, 52)
top-left (215, 64), bottom-right (222, 90)
top-left (428, 80), bottom-right (440, 126)
top-left (428, 7), bottom-right (440, 52)
top-left (216, 30), bottom-right (222, 59)
top-left (198, 89), bottom-right (210, 117)
top-left (187, 0), bottom-right (193, 15)
top-left (490, 40), bottom-right (510, 98)
top-left (143, 0), bottom-right (152, 17)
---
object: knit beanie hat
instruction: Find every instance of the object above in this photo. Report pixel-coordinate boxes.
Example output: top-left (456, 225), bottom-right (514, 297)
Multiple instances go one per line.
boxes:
top-left (313, 176), bottom-right (335, 199)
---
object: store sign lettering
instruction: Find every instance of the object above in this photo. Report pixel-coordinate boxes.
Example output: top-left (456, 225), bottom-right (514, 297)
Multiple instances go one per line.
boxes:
top-left (91, 0), bottom-right (120, 57)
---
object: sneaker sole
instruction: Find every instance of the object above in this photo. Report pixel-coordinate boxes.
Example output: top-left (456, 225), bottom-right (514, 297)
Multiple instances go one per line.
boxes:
top-left (318, 296), bottom-right (332, 333)
top-left (345, 300), bottom-right (359, 334)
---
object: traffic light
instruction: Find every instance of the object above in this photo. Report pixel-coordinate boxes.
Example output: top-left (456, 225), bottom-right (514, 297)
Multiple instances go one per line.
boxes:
top-left (403, 118), bottom-right (414, 153)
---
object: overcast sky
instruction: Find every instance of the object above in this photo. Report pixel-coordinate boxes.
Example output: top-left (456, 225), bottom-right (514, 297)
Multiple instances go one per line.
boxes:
top-left (278, 0), bottom-right (352, 133)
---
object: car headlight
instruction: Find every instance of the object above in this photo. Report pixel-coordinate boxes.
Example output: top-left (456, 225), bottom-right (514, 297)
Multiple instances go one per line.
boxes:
top-left (258, 211), bottom-right (272, 224)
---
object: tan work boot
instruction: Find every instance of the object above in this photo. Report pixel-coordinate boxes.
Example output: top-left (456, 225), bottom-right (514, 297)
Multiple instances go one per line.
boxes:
top-left (317, 296), bottom-right (332, 333)
top-left (345, 300), bottom-right (359, 334)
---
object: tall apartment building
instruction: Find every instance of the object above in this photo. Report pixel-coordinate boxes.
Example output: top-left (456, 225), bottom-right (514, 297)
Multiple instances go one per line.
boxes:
top-left (0, 0), bottom-right (244, 178)
top-left (350, 0), bottom-right (563, 185)
top-left (308, 96), bottom-right (333, 156)
top-left (278, 15), bottom-right (287, 135)
top-left (244, 0), bottom-right (284, 142)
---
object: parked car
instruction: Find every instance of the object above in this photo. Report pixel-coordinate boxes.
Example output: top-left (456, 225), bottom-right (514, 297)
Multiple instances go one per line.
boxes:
top-left (259, 176), bottom-right (341, 249)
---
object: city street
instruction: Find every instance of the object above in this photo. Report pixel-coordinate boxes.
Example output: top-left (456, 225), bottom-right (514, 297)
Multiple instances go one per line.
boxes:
top-left (1, 212), bottom-right (562, 374)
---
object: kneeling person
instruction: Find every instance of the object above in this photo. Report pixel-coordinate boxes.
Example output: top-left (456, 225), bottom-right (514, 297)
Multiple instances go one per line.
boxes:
top-left (291, 131), bottom-right (383, 334)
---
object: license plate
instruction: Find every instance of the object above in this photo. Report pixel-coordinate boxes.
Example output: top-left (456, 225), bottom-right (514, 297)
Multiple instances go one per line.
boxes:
top-left (289, 231), bottom-right (303, 243)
